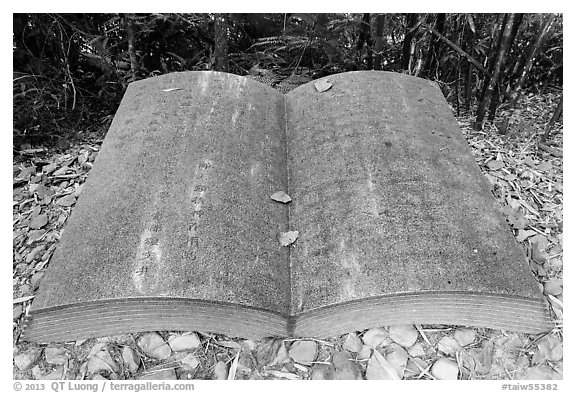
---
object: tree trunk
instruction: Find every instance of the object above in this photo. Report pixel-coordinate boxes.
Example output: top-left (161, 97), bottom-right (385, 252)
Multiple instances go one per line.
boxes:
top-left (357, 13), bottom-right (373, 69)
top-left (487, 13), bottom-right (524, 120)
top-left (475, 13), bottom-right (517, 130)
top-left (455, 67), bottom-right (461, 117)
top-left (214, 13), bottom-right (229, 72)
top-left (425, 13), bottom-right (445, 78)
top-left (463, 15), bottom-right (476, 111)
top-left (464, 65), bottom-right (474, 111)
top-left (402, 13), bottom-right (419, 72)
top-left (511, 14), bottom-right (556, 107)
top-left (122, 14), bottom-right (138, 82)
top-left (477, 14), bottom-right (507, 105)
top-left (503, 14), bottom-right (527, 97)
top-left (374, 14), bottom-right (385, 70)
top-left (540, 94), bottom-right (563, 143)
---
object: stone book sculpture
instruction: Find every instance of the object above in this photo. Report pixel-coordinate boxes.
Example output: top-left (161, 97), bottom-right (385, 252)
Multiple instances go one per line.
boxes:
top-left (22, 71), bottom-right (553, 343)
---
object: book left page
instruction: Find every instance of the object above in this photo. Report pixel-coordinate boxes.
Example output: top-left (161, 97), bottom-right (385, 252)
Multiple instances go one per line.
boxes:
top-left (25, 72), bottom-right (291, 341)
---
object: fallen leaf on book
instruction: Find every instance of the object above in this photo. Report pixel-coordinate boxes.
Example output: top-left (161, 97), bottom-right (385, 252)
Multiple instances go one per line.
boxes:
top-left (270, 191), bottom-right (292, 203)
top-left (314, 79), bottom-right (332, 92)
top-left (163, 88), bottom-right (181, 92)
top-left (279, 231), bottom-right (299, 246)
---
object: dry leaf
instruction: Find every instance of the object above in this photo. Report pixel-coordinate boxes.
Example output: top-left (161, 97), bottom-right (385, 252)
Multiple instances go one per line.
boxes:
top-left (331, 350), bottom-right (362, 380)
top-left (366, 349), bottom-right (401, 380)
top-left (437, 336), bottom-right (462, 356)
top-left (506, 211), bottom-right (528, 229)
top-left (431, 358), bottom-right (459, 380)
top-left (137, 332), bottom-right (171, 360)
top-left (533, 335), bottom-right (563, 363)
top-left (180, 354), bottom-right (200, 369)
top-left (530, 242), bottom-right (547, 264)
top-left (516, 229), bottom-right (536, 242)
top-left (343, 333), bottom-right (363, 353)
top-left (265, 370), bottom-right (301, 380)
top-left (256, 338), bottom-right (284, 366)
top-left (288, 340), bottom-right (318, 364)
top-left (216, 340), bottom-right (242, 349)
top-left (362, 327), bottom-right (389, 348)
top-left (543, 278), bottom-right (562, 296)
top-left (385, 344), bottom-right (408, 379)
top-left (388, 325), bottom-right (418, 347)
top-left (279, 231), bottom-right (299, 246)
top-left (78, 150), bottom-right (90, 166)
top-left (87, 344), bottom-right (119, 374)
top-left (20, 148), bottom-right (47, 155)
top-left (34, 185), bottom-right (54, 199)
top-left (19, 165), bottom-right (37, 178)
top-left (227, 352), bottom-right (240, 380)
top-left (29, 214), bottom-right (48, 229)
top-left (270, 191), bottom-right (292, 203)
top-left (314, 79), bottom-right (333, 92)
top-left (213, 360), bottom-right (228, 380)
top-left (537, 161), bottom-right (553, 172)
top-left (122, 346), bottom-right (141, 373)
top-left (57, 194), bottom-right (77, 207)
top-left (168, 333), bottom-right (201, 351)
top-left (45, 347), bottom-right (68, 365)
top-left (13, 295), bottom-right (35, 304)
top-left (487, 159), bottom-right (504, 170)
top-left (52, 166), bottom-right (69, 176)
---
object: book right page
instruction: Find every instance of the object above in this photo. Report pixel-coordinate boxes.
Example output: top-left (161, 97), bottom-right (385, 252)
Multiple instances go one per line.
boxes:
top-left (285, 71), bottom-right (552, 336)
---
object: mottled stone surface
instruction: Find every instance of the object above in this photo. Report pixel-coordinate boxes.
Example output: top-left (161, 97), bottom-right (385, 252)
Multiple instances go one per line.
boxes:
top-left (24, 71), bottom-right (290, 342)
top-left (23, 71), bottom-right (552, 343)
top-left (287, 71), bottom-right (552, 335)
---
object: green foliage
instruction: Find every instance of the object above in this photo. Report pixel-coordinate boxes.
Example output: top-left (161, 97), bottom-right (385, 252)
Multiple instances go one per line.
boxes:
top-left (13, 13), bottom-right (563, 147)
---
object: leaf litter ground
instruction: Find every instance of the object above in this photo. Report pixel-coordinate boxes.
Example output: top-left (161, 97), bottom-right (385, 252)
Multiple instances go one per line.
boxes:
top-left (13, 92), bottom-right (562, 380)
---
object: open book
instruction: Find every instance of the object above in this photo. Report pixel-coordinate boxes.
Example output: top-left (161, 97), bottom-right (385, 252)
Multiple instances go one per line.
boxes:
top-left (22, 71), bottom-right (553, 343)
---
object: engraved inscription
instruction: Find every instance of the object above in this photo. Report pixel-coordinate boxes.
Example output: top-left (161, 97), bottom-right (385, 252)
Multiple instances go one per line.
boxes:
top-left (133, 224), bottom-right (163, 292)
top-left (186, 159), bottom-right (213, 260)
